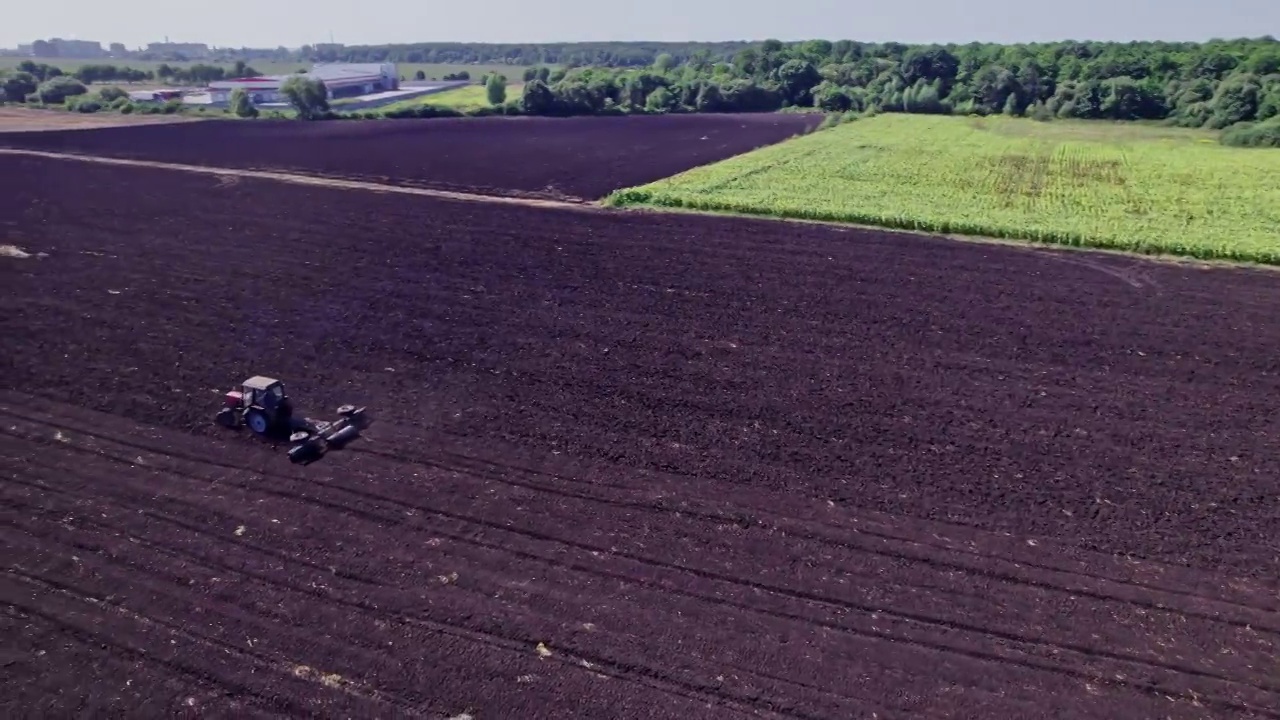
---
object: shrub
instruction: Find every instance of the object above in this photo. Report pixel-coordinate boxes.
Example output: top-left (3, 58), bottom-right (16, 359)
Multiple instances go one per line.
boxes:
top-left (229, 87), bottom-right (258, 118)
top-left (2, 72), bottom-right (38, 102)
top-left (1219, 118), bottom-right (1280, 147)
top-left (36, 76), bottom-right (88, 104)
top-left (96, 86), bottom-right (128, 102)
top-left (485, 73), bottom-right (507, 105)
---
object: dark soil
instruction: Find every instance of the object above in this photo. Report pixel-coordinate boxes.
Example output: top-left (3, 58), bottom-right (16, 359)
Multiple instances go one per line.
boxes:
top-left (2, 155), bottom-right (1278, 719)
top-left (0, 113), bottom-right (820, 200)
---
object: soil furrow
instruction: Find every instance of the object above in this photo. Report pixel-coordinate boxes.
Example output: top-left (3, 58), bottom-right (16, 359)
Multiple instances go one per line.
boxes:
top-left (5, 426), bottom-right (1275, 717)
top-left (5, 402), bottom-right (1278, 702)
top-left (6, 394), bottom-right (1274, 628)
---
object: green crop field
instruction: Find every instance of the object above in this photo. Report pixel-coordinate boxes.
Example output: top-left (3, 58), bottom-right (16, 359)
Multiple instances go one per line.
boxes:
top-left (609, 114), bottom-right (1280, 264)
top-left (374, 83), bottom-right (520, 113)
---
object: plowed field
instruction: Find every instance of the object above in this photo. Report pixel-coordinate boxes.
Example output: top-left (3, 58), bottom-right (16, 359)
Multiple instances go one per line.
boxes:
top-left (0, 113), bottom-right (820, 200)
top-left (3, 154), bottom-right (1279, 719)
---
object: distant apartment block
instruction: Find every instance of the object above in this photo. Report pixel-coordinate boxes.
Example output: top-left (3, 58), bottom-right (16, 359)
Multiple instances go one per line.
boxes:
top-left (146, 42), bottom-right (211, 58)
top-left (26, 38), bottom-right (106, 57)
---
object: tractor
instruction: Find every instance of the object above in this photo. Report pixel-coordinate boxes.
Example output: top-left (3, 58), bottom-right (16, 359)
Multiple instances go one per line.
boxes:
top-left (215, 376), bottom-right (368, 463)
top-left (216, 376), bottom-right (295, 437)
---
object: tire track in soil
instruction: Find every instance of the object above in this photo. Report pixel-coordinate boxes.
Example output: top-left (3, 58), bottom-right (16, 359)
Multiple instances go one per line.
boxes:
top-left (10, 397), bottom-right (1280, 666)
top-left (2, 501), bottom-right (805, 720)
top-left (5, 451), bottom-right (1086, 719)
top-left (1, 439), bottom-right (909, 719)
top-left (3, 434), bottom-right (833, 716)
top-left (7, 391), bottom-right (1274, 625)
top-left (0, 604), bottom-right (281, 720)
top-left (358, 427), bottom-right (1280, 620)
top-left (0, 448), bottom-right (1249, 717)
top-left (8, 394), bottom-right (1278, 635)
top-left (0, 573), bottom-right (369, 718)
top-left (0, 605), bottom-right (276, 720)
top-left (5, 394), bottom-right (1274, 712)
top-left (2, 490), bottom-right (781, 720)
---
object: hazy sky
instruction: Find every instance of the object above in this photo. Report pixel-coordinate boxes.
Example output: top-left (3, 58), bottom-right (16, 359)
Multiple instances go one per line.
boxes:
top-left (5, 0), bottom-right (1278, 49)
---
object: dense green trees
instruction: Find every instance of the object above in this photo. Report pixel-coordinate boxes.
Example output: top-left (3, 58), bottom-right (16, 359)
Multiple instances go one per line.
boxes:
top-left (4, 36), bottom-right (1276, 134)
top-left (33, 76), bottom-right (88, 104)
top-left (0, 59), bottom-right (264, 105)
top-left (494, 37), bottom-right (1277, 132)
top-left (2, 72), bottom-right (39, 102)
top-left (280, 76), bottom-right (329, 119)
top-left (229, 87), bottom-right (259, 118)
top-left (155, 63), bottom-right (259, 85)
top-left (73, 64), bottom-right (152, 83)
top-left (485, 74), bottom-right (507, 105)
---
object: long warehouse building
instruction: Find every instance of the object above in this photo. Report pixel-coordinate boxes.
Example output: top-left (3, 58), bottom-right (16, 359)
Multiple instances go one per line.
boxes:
top-left (206, 63), bottom-right (399, 104)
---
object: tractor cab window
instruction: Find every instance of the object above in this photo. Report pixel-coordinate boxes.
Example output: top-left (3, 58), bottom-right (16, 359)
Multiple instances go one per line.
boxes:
top-left (261, 384), bottom-right (283, 407)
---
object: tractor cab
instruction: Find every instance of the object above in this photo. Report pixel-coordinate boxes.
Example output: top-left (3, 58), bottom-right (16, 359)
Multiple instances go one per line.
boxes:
top-left (219, 376), bottom-right (294, 435)
top-left (226, 376), bottom-right (287, 410)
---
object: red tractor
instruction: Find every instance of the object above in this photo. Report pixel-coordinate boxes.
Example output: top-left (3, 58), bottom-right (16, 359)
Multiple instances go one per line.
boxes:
top-left (216, 376), bottom-right (295, 436)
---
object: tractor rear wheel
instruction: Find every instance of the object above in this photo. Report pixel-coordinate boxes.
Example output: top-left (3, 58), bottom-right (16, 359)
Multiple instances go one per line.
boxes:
top-left (245, 409), bottom-right (270, 435)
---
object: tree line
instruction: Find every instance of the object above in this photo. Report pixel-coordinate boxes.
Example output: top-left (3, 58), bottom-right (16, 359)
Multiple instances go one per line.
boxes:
top-left (0, 59), bottom-right (264, 103)
top-left (501, 38), bottom-right (1279, 131)
top-left (5, 37), bottom-right (1278, 145)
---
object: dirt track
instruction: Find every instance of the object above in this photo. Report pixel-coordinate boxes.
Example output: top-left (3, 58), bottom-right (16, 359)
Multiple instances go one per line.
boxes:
top-left (0, 113), bottom-right (821, 200)
top-left (0, 147), bottom-right (592, 211)
top-left (3, 154), bottom-right (1279, 718)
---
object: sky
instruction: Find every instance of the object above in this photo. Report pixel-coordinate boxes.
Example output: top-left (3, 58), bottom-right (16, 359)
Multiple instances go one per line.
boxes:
top-left (4, 0), bottom-right (1278, 50)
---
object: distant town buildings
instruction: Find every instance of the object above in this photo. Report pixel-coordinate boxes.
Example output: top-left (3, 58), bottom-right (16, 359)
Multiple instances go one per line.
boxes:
top-left (2, 37), bottom-right (335, 63)
top-left (22, 38), bottom-right (107, 58)
top-left (146, 42), bottom-right (210, 59)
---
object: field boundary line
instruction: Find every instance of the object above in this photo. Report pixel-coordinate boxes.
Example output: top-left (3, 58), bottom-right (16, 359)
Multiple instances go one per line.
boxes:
top-left (0, 148), bottom-right (596, 212)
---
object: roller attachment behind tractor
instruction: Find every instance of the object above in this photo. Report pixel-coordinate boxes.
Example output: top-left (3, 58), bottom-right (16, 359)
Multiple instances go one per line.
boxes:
top-left (287, 405), bottom-right (367, 464)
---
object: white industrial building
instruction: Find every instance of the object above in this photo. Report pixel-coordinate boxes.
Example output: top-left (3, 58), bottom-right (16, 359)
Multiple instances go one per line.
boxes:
top-left (206, 63), bottom-right (399, 104)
